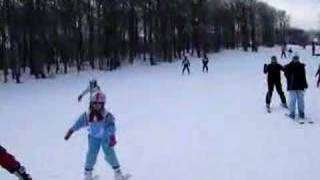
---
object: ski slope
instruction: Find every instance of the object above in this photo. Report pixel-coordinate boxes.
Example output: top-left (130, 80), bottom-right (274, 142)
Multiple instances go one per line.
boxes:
top-left (1, 46), bottom-right (320, 180)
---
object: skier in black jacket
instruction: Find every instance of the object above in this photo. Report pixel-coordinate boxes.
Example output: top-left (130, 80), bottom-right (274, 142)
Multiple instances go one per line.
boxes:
top-left (182, 55), bottom-right (191, 75)
top-left (284, 55), bottom-right (308, 121)
top-left (202, 55), bottom-right (209, 73)
top-left (281, 45), bottom-right (287, 59)
top-left (264, 56), bottom-right (287, 112)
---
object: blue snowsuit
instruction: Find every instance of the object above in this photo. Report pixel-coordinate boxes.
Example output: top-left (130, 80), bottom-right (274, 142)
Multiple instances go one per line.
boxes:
top-left (71, 110), bottom-right (120, 171)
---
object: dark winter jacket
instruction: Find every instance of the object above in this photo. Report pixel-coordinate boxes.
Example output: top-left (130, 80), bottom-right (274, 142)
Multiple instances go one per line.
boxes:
top-left (182, 59), bottom-right (190, 67)
top-left (284, 62), bottom-right (308, 90)
top-left (0, 145), bottom-right (5, 154)
top-left (264, 63), bottom-right (284, 83)
top-left (202, 57), bottom-right (209, 65)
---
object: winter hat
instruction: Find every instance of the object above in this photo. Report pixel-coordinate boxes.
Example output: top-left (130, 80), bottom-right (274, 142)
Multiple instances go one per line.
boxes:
top-left (292, 55), bottom-right (300, 62)
top-left (271, 56), bottom-right (277, 63)
top-left (91, 91), bottom-right (106, 104)
top-left (89, 79), bottom-right (98, 88)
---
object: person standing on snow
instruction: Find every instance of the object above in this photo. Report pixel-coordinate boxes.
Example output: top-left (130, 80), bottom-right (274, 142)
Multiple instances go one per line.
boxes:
top-left (78, 79), bottom-right (101, 102)
top-left (288, 48), bottom-right (293, 60)
top-left (202, 55), bottom-right (209, 73)
top-left (264, 56), bottom-right (287, 112)
top-left (281, 45), bottom-right (287, 59)
top-left (65, 91), bottom-right (130, 180)
top-left (284, 55), bottom-right (308, 122)
top-left (312, 42), bottom-right (316, 56)
top-left (0, 145), bottom-right (32, 180)
top-left (182, 55), bottom-right (191, 75)
top-left (315, 64), bottom-right (320, 87)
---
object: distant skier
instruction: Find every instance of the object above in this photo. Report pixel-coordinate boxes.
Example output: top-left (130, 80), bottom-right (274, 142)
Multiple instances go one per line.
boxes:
top-left (65, 91), bottom-right (130, 180)
top-left (0, 145), bottom-right (32, 180)
top-left (312, 42), bottom-right (316, 56)
top-left (182, 55), bottom-right (191, 75)
top-left (202, 55), bottom-right (209, 73)
top-left (281, 45), bottom-right (287, 59)
top-left (264, 56), bottom-right (287, 112)
top-left (315, 64), bottom-right (320, 87)
top-left (284, 55), bottom-right (308, 123)
top-left (78, 79), bottom-right (101, 102)
top-left (288, 48), bottom-right (293, 60)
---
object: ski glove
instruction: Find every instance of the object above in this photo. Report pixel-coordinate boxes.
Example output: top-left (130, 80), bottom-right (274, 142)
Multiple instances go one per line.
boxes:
top-left (78, 95), bottom-right (83, 102)
top-left (64, 129), bottom-right (74, 141)
top-left (14, 166), bottom-right (32, 180)
top-left (109, 135), bottom-right (117, 147)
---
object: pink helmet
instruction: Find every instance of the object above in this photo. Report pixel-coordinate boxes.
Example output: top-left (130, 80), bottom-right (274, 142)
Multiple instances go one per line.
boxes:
top-left (91, 91), bottom-right (106, 103)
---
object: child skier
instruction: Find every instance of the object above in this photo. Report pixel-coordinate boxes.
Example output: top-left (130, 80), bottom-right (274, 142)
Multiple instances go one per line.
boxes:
top-left (202, 55), bottom-right (209, 73)
top-left (0, 145), bottom-right (32, 180)
top-left (78, 79), bottom-right (101, 102)
top-left (315, 64), bottom-right (320, 87)
top-left (65, 91), bottom-right (130, 180)
top-left (182, 55), bottom-right (191, 75)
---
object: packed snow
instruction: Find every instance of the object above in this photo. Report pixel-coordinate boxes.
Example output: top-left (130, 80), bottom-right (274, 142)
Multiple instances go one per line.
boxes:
top-left (1, 46), bottom-right (320, 180)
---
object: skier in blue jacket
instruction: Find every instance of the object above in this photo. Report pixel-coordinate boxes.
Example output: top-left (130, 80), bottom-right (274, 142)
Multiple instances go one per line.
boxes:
top-left (65, 91), bottom-right (129, 180)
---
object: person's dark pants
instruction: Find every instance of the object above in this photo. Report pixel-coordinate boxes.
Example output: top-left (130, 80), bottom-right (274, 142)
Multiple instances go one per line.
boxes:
top-left (182, 65), bottom-right (190, 75)
top-left (203, 63), bottom-right (208, 73)
top-left (281, 51), bottom-right (287, 59)
top-left (266, 81), bottom-right (287, 106)
top-left (312, 49), bottom-right (315, 56)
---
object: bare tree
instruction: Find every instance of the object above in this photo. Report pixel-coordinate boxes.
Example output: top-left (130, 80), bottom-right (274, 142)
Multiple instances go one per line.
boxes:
top-left (0, 0), bottom-right (291, 83)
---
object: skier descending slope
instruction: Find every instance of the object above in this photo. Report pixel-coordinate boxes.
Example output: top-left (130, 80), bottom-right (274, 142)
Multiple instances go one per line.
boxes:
top-left (288, 48), bottom-right (293, 60)
top-left (281, 45), bottom-right (287, 59)
top-left (202, 55), bottom-right (209, 73)
top-left (182, 55), bottom-right (191, 75)
top-left (0, 145), bottom-right (32, 180)
top-left (78, 79), bottom-right (101, 102)
top-left (263, 56), bottom-right (287, 113)
top-left (65, 91), bottom-right (130, 180)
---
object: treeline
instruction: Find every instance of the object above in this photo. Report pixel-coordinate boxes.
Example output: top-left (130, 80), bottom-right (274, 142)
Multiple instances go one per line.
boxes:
top-left (0, 0), bottom-right (289, 83)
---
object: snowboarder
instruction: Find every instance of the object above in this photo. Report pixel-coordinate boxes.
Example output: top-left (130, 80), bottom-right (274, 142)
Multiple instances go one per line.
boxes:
top-left (264, 56), bottom-right (287, 112)
top-left (78, 79), bottom-right (101, 102)
top-left (202, 55), bottom-right (209, 73)
top-left (182, 55), bottom-right (191, 75)
top-left (284, 55), bottom-right (308, 123)
top-left (281, 45), bottom-right (287, 59)
top-left (0, 145), bottom-right (32, 180)
top-left (65, 91), bottom-right (129, 180)
top-left (315, 64), bottom-right (320, 87)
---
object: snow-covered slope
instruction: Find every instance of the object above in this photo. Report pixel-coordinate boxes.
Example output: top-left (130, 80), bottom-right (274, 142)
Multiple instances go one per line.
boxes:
top-left (1, 46), bottom-right (320, 180)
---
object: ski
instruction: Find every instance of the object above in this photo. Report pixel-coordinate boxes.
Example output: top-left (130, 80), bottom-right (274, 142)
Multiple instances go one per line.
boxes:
top-left (266, 105), bottom-right (271, 113)
top-left (122, 174), bottom-right (132, 180)
top-left (298, 117), bottom-right (314, 124)
top-left (267, 108), bottom-right (271, 113)
top-left (285, 113), bottom-right (313, 124)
